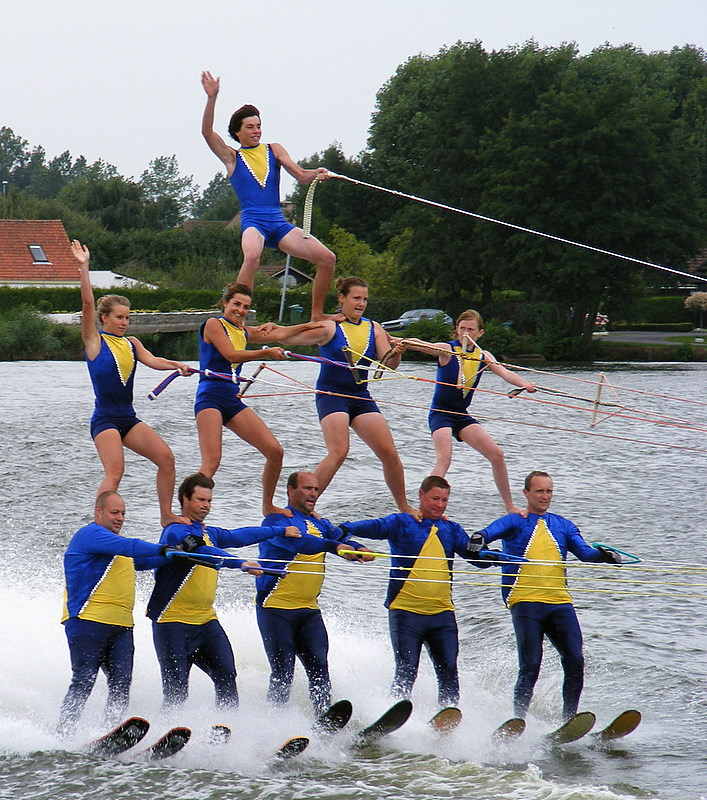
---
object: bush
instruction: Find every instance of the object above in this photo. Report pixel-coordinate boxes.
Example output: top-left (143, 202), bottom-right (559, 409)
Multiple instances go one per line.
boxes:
top-left (608, 322), bottom-right (693, 332)
top-left (0, 305), bottom-right (69, 360)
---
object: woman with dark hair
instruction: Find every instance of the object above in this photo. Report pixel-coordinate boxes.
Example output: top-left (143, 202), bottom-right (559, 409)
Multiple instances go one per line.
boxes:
top-left (292, 276), bottom-right (417, 516)
top-left (74, 240), bottom-right (189, 526)
top-left (195, 281), bottom-right (322, 516)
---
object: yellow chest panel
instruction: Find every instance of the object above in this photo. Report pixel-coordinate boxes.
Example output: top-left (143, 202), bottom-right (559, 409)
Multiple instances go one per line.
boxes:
top-left (103, 334), bottom-right (135, 385)
top-left (389, 526), bottom-right (454, 614)
top-left (507, 518), bottom-right (571, 607)
top-left (75, 555), bottom-right (136, 627)
top-left (454, 343), bottom-right (483, 398)
top-left (238, 144), bottom-right (270, 187)
top-left (263, 520), bottom-right (326, 610)
top-left (340, 319), bottom-right (372, 364)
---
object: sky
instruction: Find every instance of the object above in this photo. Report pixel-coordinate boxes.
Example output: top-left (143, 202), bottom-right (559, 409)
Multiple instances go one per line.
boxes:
top-left (3, 0), bottom-right (707, 197)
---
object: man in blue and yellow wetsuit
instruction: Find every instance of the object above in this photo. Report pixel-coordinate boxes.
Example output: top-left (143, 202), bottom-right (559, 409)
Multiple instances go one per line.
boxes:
top-left (58, 491), bottom-right (177, 735)
top-left (340, 476), bottom-right (490, 708)
top-left (256, 471), bottom-right (372, 716)
top-left (146, 473), bottom-right (301, 710)
top-left (201, 70), bottom-right (335, 321)
top-left (476, 471), bottom-right (621, 721)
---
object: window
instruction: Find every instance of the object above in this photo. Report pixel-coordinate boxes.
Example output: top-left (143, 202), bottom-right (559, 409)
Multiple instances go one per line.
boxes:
top-left (28, 244), bottom-right (50, 263)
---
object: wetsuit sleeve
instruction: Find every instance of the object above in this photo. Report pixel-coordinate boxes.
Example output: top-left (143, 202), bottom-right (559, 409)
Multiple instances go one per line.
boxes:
top-left (564, 519), bottom-right (604, 562)
top-left (74, 525), bottom-right (164, 560)
top-left (339, 514), bottom-right (401, 540)
top-left (209, 524), bottom-right (291, 548)
top-left (449, 521), bottom-right (495, 569)
top-left (476, 514), bottom-right (519, 544)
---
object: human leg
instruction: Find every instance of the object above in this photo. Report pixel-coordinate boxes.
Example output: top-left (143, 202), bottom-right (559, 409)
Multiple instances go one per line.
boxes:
top-left (102, 625), bottom-right (135, 726)
top-left (278, 228), bottom-right (336, 321)
top-left (256, 606), bottom-right (298, 707)
top-left (152, 621), bottom-right (194, 710)
top-left (191, 620), bottom-right (239, 709)
top-left (57, 618), bottom-right (110, 735)
top-left (545, 605), bottom-right (585, 721)
top-left (227, 407), bottom-right (284, 516)
top-left (295, 610), bottom-right (331, 715)
top-left (93, 428), bottom-right (125, 496)
top-left (196, 408), bottom-right (225, 478)
top-left (123, 422), bottom-right (177, 525)
top-left (315, 412), bottom-right (351, 494)
top-left (430, 427), bottom-right (454, 477)
top-left (510, 603), bottom-right (547, 719)
top-left (352, 412), bottom-right (414, 515)
top-left (388, 609), bottom-right (425, 700)
top-left (237, 227), bottom-right (266, 290)
top-left (424, 611), bottom-right (460, 707)
top-left (458, 424), bottom-right (520, 513)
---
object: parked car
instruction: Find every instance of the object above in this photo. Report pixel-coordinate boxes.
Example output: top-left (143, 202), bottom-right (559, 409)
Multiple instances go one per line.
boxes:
top-left (381, 308), bottom-right (454, 332)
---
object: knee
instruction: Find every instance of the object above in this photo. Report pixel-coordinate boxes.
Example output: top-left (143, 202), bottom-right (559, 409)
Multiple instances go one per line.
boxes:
top-left (266, 442), bottom-right (284, 463)
top-left (316, 249), bottom-right (336, 273)
top-left (158, 448), bottom-right (176, 471)
top-left (487, 444), bottom-right (505, 466)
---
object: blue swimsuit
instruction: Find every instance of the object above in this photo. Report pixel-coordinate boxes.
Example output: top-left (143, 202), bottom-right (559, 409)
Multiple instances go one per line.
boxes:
top-left (428, 340), bottom-right (485, 440)
top-left (86, 333), bottom-right (141, 439)
top-left (194, 318), bottom-right (248, 423)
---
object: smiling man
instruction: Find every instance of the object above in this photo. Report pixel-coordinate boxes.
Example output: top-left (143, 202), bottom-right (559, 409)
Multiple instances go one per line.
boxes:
top-left (340, 476), bottom-right (490, 709)
top-left (476, 471), bottom-right (621, 722)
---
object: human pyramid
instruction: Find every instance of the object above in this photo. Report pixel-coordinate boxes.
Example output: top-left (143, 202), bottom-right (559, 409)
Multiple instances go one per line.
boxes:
top-left (57, 73), bottom-right (622, 744)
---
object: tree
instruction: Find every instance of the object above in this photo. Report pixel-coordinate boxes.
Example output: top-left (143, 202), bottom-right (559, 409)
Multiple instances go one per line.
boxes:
top-left (139, 155), bottom-right (199, 226)
top-left (192, 172), bottom-right (240, 220)
top-left (685, 291), bottom-right (707, 328)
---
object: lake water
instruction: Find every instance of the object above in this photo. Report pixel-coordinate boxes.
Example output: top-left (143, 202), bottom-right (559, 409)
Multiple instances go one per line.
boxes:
top-left (1, 358), bottom-right (706, 800)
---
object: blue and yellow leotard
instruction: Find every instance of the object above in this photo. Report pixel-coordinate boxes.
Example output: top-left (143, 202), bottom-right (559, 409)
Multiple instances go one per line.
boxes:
top-left (315, 318), bottom-right (380, 420)
top-left (86, 333), bottom-right (140, 438)
top-left (194, 317), bottom-right (248, 423)
top-left (229, 143), bottom-right (295, 248)
top-left (428, 339), bottom-right (486, 438)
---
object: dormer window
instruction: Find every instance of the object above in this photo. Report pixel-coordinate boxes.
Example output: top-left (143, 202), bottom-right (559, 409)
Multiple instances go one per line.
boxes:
top-left (28, 244), bottom-right (50, 264)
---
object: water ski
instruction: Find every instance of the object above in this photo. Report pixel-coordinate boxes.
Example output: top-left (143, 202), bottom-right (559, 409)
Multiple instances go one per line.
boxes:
top-left (209, 724), bottom-right (232, 745)
top-left (492, 717), bottom-right (526, 740)
top-left (429, 707), bottom-right (462, 733)
top-left (135, 727), bottom-right (191, 761)
top-left (547, 711), bottom-right (596, 744)
top-left (313, 699), bottom-right (353, 733)
top-left (594, 709), bottom-right (641, 741)
top-left (85, 716), bottom-right (149, 757)
top-left (273, 736), bottom-right (310, 759)
top-left (355, 699), bottom-right (413, 745)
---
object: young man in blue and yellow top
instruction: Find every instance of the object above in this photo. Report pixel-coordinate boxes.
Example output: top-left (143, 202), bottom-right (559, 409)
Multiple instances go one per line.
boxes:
top-left (201, 70), bottom-right (335, 322)
top-left (74, 239), bottom-right (190, 527)
top-left (291, 276), bottom-right (417, 517)
top-left (397, 309), bottom-right (536, 514)
top-left (256, 471), bottom-right (373, 716)
top-left (196, 281), bottom-right (327, 516)
top-left (340, 476), bottom-right (490, 708)
top-left (476, 471), bottom-right (621, 721)
top-left (58, 491), bottom-right (177, 736)
top-left (146, 472), bottom-right (301, 711)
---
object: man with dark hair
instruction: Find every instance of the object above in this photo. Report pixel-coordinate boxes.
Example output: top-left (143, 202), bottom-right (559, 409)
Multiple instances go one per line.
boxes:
top-left (200, 70), bottom-right (336, 321)
top-left (58, 491), bottom-right (176, 735)
top-left (476, 471), bottom-right (621, 722)
top-left (340, 477), bottom-right (490, 708)
top-left (147, 473), bottom-right (301, 710)
top-left (256, 471), bottom-right (372, 716)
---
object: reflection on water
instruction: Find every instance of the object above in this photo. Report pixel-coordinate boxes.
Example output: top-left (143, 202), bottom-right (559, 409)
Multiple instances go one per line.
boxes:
top-left (1, 360), bottom-right (706, 800)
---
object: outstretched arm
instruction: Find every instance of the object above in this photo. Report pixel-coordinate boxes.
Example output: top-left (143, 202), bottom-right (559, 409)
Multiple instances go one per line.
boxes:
top-left (270, 142), bottom-right (332, 185)
top-left (129, 338), bottom-right (190, 374)
top-left (484, 351), bottom-right (536, 392)
top-left (247, 320), bottom-right (332, 347)
top-left (72, 240), bottom-right (101, 359)
top-left (201, 70), bottom-right (237, 174)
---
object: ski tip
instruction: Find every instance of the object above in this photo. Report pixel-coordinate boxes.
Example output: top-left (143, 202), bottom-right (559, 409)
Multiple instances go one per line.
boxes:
top-left (313, 699), bottom-right (353, 733)
top-left (547, 711), bottom-right (596, 744)
top-left (429, 706), bottom-right (462, 732)
top-left (138, 727), bottom-right (191, 761)
top-left (596, 709), bottom-right (641, 741)
top-left (85, 716), bottom-right (150, 756)
top-left (274, 735), bottom-right (309, 759)
top-left (209, 724), bottom-right (232, 745)
top-left (492, 717), bottom-right (526, 740)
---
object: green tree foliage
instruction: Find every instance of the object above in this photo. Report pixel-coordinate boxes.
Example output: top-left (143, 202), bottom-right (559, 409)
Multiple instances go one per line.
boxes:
top-left (365, 42), bottom-right (707, 338)
top-left (139, 154), bottom-right (199, 226)
top-left (192, 173), bottom-right (241, 220)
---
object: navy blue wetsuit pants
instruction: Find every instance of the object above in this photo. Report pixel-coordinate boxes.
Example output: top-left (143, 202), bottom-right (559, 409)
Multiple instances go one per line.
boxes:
top-left (388, 609), bottom-right (460, 707)
top-left (58, 617), bottom-right (134, 735)
top-left (511, 602), bottom-right (584, 721)
top-left (256, 606), bottom-right (331, 715)
top-left (152, 619), bottom-right (238, 709)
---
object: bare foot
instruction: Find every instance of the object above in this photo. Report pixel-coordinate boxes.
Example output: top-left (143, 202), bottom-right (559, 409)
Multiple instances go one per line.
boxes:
top-left (161, 512), bottom-right (189, 527)
top-left (311, 311), bottom-right (346, 323)
top-left (263, 503), bottom-right (293, 518)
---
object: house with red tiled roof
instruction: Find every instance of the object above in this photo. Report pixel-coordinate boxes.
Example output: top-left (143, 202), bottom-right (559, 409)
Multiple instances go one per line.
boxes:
top-left (0, 219), bottom-right (79, 287)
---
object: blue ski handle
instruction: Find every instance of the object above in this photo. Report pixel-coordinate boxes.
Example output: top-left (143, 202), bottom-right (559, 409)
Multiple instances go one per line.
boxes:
top-left (591, 541), bottom-right (641, 564)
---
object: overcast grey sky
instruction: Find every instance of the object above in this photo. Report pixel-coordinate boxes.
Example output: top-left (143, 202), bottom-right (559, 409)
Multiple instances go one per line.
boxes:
top-left (3, 0), bottom-right (707, 196)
